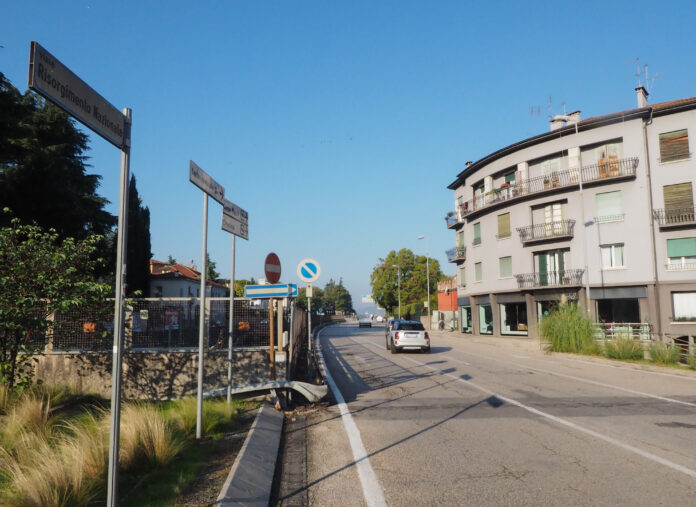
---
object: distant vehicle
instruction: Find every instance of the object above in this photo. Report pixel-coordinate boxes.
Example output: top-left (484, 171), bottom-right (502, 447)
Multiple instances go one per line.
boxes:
top-left (375, 315), bottom-right (384, 323)
top-left (386, 320), bottom-right (430, 353)
top-left (358, 314), bottom-right (372, 328)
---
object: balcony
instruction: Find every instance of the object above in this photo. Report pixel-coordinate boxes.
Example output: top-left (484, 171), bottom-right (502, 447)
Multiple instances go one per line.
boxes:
top-left (666, 260), bottom-right (696, 271)
top-left (514, 269), bottom-right (584, 289)
top-left (445, 206), bottom-right (467, 229)
top-left (446, 246), bottom-right (467, 263)
top-left (653, 207), bottom-right (696, 228)
top-left (459, 157), bottom-right (639, 218)
top-left (516, 220), bottom-right (576, 244)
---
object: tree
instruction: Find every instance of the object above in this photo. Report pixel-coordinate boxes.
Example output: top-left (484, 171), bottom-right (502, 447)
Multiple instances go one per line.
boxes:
top-left (166, 255), bottom-right (177, 265)
top-left (233, 279), bottom-right (255, 297)
top-left (370, 248), bottom-right (443, 315)
top-left (0, 213), bottom-right (110, 389)
top-left (206, 253), bottom-right (220, 281)
top-left (126, 175), bottom-right (152, 296)
top-left (296, 286), bottom-right (325, 312)
top-left (323, 278), bottom-right (354, 313)
top-left (0, 73), bottom-right (115, 240)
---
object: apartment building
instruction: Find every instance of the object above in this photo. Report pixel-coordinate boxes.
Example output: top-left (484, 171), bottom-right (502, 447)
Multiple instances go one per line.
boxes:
top-left (446, 87), bottom-right (696, 341)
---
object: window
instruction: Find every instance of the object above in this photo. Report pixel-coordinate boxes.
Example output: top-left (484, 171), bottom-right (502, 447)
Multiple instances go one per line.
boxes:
top-left (473, 223), bottom-right (481, 245)
top-left (457, 230), bottom-right (465, 247)
top-left (672, 292), bottom-right (696, 321)
top-left (504, 171), bottom-right (516, 184)
top-left (667, 237), bottom-right (696, 270)
top-left (663, 183), bottom-right (694, 217)
top-left (659, 129), bottom-right (690, 162)
top-left (500, 302), bottom-right (528, 335)
top-left (478, 304), bottom-right (493, 334)
top-left (461, 306), bottom-right (473, 333)
top-left (499, 256), bottom-right (512, 278)
top-left (154, 286), bottom-right (163, 297)
top-left (474, 262), bottom-right (482, 282)
top-left (596, 191), bottom-right (623, 222)
top-left (458, 266), bottom-right (466, 287)
top-left (601, 243), bottom-right (625, 268)
top-left (497, 213), bottom-right (511, 239)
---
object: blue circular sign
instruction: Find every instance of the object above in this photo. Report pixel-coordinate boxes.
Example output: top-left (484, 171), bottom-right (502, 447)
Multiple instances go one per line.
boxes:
top-left (297, 258), bottom-right (321, 283)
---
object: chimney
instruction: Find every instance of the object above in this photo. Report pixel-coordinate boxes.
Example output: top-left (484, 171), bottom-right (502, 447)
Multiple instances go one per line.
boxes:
top-left (465, 161), bottom-right (472, 167)
top-left (567, 110), bottom-right (581, 124)
top-left (636, 86), bottom-right (649, 108)
top-left (550, 117), bottom-right (565, 131)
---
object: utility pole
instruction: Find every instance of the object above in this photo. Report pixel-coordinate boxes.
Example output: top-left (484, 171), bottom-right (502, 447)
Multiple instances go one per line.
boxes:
top-left (418, 235), bottom-right (431, 329)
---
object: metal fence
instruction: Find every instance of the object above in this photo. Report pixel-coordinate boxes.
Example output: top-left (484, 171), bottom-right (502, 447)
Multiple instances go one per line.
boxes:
top-left (19, 297), bottom-right (299, 351)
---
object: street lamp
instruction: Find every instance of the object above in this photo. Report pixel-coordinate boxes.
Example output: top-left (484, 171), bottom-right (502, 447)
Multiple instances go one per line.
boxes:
top-left (392, 264), bottom-right (401, 319)
top-left (417, 235), bottom-right (431, 330)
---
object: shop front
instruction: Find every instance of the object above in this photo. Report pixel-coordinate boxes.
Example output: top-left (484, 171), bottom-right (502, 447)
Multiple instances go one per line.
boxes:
top-left (497, 293), bottom-right (528, 336)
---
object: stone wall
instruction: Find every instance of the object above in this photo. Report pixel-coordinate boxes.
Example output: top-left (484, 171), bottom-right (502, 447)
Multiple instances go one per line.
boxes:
top-left (34, 349), bottom-right (285, 401)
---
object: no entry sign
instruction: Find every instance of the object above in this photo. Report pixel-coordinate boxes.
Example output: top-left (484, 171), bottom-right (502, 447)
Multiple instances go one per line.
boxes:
top-left (265, 253), bottom-right (281, 283)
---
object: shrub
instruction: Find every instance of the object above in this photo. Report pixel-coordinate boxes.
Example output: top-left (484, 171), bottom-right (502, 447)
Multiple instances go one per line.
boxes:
top-left (604, 337), bottom-right (644, 360)
top-left (688, 351), bottom-right (696, 370)
top-left (540, 302), bottom-right (596, 353)
top-left (120, 403), bottom-right (182, 469)
top-left (647, 342), bottom-right (680, 365)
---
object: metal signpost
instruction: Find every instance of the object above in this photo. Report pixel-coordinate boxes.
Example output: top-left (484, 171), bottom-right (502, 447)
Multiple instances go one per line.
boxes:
top-left (221, 198), bottom-right (249, 403)
top-left (297, 259), bottom-right (321, 354)
top-left (263, 253), bottom-right (282, 380)
top-left (29, 41), bottom-right (129, 507)
top-left (189, 161), bottom-right (225, 440)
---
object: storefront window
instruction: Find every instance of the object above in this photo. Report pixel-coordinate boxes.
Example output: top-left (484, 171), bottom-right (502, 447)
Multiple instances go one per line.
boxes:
top-left (461, 306), bottom-right (472, 333)
top-left (500, 302), bottom-right (528, 336)
top-left (479, 304), bottom-right (493, 334)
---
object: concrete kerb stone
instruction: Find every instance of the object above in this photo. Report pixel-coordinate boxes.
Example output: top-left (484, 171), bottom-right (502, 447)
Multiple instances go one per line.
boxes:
top-left (216, 403), bottom-right (284, 506)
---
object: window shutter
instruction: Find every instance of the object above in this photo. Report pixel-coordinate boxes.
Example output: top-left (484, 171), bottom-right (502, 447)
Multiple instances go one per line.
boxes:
top-left (499, 257), bottom-right (512, 278)
top-left (497, 213), bottom-right (510, 237)
top-left (667, 238), bottom-right (696, 258)
top-left (505, 172), bottom-right (516, 183)
top-left (475, 262), bottom-right (482, 281)
top-left (473, 223), bottom-right (481, 244)
top-left (596, 191), bottom-right (622, 219)
top-left (663, 183), bottom-right (694, 210)
top-left (659, 129), bottom-right (690, 162)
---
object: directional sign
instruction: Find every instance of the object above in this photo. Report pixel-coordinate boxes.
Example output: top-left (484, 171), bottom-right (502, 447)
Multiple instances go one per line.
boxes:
top-left (362, 295), bottom-right (375, 304)
top-left (28, 41), bottom-right (126, 149)
top-left (265, 253), bottom-right (281, 284)
top-left (221, 198), bottom-right (248, 240)
top-left (297, 258), bottom-right (321, 283)
top-left (244, 284), bottom-right (298, 298)
top-left (222, 213), bottom-right (249, 240)
top-left (189, 160), bottom-right (224, 204)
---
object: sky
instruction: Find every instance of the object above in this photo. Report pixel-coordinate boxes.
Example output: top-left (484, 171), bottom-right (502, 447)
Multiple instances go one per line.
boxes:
top-left (2, 1), bottom-right (696, 312)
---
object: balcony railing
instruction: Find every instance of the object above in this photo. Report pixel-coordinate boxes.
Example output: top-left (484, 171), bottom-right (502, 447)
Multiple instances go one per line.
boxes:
top-left (653, 207), bottom-right (696, 227)
top-left (460, 157), bottom-right (639, 217)
top-left (516, 220), bottom-right (576, 243)
top-left (514, 269), bottom-right (584, 289)
top-left (593, 322), bottom-right (653, 341)
top-left (445, 206), bottom-right (468, 228)
top-left (446, 246), bottom-right (467, 263)
top-left (666, 260), bottom-right (696, 271)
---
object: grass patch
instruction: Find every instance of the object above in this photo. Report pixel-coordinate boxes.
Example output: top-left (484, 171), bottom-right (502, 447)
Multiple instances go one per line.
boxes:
top-left (604, 337), bottom-right (645, 360)
top-left (647, 342), bottom-right (681, 365)
top-left (688, 351), bottom-right (696, 370)
top-left (540, 302), bottom-right (597, 354)
top-left (0, 383), bottom-right (253, 506)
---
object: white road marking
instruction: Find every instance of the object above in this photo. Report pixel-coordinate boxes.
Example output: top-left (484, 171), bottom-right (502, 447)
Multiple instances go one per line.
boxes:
top-left (442, 347), bottom-right (696, 409)
top-left (317, 328), bottom-right (387, 507)
top-left (363, 340), bottom-right (696, 480)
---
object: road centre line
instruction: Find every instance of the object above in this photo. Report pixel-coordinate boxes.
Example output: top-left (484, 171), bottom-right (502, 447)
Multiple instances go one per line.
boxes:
top-left (440, 348), bottom-right (696, 408)
top-left (364, 340), bottom-right (696, 479)
top-left (316, 329), bottom-right (387, 507)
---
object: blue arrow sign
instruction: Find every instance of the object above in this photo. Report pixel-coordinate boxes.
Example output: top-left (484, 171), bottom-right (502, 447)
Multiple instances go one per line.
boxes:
top-left (244, 284), bottom-right (298, 298)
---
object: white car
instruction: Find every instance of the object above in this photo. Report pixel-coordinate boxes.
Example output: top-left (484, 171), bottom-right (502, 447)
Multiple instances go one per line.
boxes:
top-left (386, 320), bottom-right (430, 353)
top-left (375, 315), bottom-right (384, 323)
top-left (358, 314), bottom-right (372, 328)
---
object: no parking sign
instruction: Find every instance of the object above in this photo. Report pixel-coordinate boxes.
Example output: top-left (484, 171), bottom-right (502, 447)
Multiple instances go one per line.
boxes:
top-left (297, 258), bottom-right (321, 283)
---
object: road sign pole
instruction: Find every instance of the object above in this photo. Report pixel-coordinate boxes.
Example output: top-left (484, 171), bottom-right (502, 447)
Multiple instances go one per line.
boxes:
top-left (107, 108), bottom-right (131, 507)
top-left (307, 290), bottom-right (312, 355)
top-left (196, 192), bottom-right (209, 440)
top-left (269, 298), bottom-right (276, 380)
top-left (227, 235), bottom-right (235, 404)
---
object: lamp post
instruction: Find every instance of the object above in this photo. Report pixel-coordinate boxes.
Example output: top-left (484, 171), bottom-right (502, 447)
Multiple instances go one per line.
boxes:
top-left (418, 235), bottom-right (431, 330)
top-left (392, 264), bottom-right (401, 319)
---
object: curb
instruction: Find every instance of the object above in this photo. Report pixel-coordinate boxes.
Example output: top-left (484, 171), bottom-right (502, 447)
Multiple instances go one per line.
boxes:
top-left (216, 403), bottom-right (284, 506)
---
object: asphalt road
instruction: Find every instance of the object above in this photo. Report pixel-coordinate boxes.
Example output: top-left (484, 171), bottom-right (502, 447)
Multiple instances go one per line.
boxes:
top-left (306, 322), bottom-right (696, 506)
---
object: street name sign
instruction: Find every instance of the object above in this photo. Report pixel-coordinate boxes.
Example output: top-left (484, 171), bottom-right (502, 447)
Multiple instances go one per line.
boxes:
top-left (189, 161), bottom-right (224, 204)
top-left (222, 212), bottom-right (249, 240)
top-left (265, 253), bottom-right (281, 284)
top-left (244, 284), bottom-right (298, 298)
top-left (221, 198), bottom-right (249, 240)
top-left (28, 41), bottom-right (126, 149)
top-left (297, 258), bottom-right (321, 283)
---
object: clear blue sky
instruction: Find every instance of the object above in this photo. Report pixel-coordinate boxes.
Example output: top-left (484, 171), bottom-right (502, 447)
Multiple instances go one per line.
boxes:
top-left (3, 1), bottom-right (695, 312)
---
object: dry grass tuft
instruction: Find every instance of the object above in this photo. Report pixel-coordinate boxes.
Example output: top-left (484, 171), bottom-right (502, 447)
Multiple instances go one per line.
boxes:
top-left (120, 403), bottom-right (182, 469)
